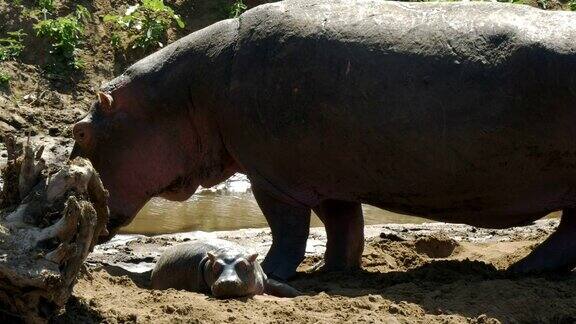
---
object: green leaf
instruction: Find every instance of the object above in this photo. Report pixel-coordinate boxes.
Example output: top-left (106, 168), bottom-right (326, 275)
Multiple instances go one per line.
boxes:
top-left (174, 14), bottom-right (185, 28)
top-left (104, 0), bottom-right (184, 50)
top-left (103, 14), bottom-right (118, 22)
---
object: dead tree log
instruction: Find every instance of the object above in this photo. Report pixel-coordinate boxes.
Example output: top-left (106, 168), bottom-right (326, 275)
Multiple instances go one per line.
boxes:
top-left (0, 135), bottom-right (109, 323)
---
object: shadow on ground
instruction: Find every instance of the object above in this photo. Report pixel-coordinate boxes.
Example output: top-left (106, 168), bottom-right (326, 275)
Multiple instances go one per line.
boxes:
top-left (99, 264), bottom-right (152, 289)
top-left (291, 259), bottom-right (576, 323)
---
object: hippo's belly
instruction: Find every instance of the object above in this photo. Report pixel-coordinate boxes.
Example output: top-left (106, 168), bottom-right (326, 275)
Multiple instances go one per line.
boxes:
top-left (223, 1), bottom-right (576, 227)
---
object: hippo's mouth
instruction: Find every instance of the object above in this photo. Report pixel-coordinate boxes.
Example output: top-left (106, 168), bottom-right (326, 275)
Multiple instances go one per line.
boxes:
top-left (211, 283), bottom-right (253, 299)
top-left (98, 175), bottom-right (199, 243)
top-left (211, 289), bottom-right (253, 299)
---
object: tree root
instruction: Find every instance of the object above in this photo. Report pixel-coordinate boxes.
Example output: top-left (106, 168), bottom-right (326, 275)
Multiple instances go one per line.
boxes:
top-left (0, 135), bottom-right (109, 323)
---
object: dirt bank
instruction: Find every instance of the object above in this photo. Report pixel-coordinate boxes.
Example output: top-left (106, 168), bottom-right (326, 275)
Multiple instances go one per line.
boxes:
top-left (0, 0), bottom-right (273, 138)
top-left (47, 220), bottom-right (576, 323)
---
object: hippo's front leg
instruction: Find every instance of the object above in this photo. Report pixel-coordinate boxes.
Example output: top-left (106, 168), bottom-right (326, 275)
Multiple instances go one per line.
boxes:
top-left (252, 184), bottom-right (311, 280)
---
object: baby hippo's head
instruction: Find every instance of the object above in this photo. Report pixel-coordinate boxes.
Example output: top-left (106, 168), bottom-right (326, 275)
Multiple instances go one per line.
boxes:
top-left (204, 251), bottom-right (261, 298)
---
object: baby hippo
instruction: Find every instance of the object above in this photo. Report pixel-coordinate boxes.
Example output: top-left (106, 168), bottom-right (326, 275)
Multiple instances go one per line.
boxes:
top-left (150, 238), bottom-right (300, 298)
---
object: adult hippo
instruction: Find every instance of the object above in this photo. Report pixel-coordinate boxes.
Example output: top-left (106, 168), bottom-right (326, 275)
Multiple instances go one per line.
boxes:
top-left (72, 0), bottom-right (576, 280)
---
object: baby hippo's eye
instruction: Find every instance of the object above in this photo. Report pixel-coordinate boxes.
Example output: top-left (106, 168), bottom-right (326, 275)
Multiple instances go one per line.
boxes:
top-left (235, 260), bottom-right (249, 272)
top-left (212, 261), bottom-right (223, 274)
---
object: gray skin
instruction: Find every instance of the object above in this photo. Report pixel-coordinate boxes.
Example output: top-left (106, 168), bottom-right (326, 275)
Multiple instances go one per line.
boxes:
top-left (150, 239), bottom-right (299, 298)
top-left (71, 1), bottom-right (576, 280)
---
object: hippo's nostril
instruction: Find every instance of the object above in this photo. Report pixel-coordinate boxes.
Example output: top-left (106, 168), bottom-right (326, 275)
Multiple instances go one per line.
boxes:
top-left (73, 121), bottom-right (92, 144)
top-left (218, 280), bottom-right (240, 289)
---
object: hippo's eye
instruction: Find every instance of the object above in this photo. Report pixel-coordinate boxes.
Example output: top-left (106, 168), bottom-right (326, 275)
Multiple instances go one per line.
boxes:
top-left (235, 261), bottom-right (248, 272)
top-left (212, 261), bottom-right (223, 274)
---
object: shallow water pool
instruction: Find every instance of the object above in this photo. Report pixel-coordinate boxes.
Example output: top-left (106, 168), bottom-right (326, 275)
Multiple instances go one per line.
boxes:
top-left (120, 174), bottom-right (429, 235)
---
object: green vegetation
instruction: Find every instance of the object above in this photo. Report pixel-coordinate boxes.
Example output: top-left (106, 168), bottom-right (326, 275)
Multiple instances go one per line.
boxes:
top-left (37, 0), bottom-right (56, 13)
top-left (229, 0), bottom-right (247, 18)
top-left (104, 0), bottom-right (185, 50)
top-left (570, 0), bottom-right (576, 10)
top-left (34, 5), bottom-right (90, 69)
top-left (0, 30), bottom-right (26, 61)
top-left (0, 30), bottom-right (25, 89)
top-left (0, 72), bottom-right (11, 87)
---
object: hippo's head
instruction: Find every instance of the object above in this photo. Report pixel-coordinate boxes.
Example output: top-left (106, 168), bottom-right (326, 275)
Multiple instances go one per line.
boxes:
top-left (203, 251), bottom-right (261, 298)
top-left (71, 91), bottom-right (234, 240)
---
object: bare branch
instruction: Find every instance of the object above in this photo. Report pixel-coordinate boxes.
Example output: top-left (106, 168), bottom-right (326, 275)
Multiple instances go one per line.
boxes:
top-left (35, 197), bottom-right (80, 244)
top-left (3, 134), bottom-right (17, 161)
top-left (18, 138), bottom-right (46, 200)
top-left (45, 243), bottom-right (75, 264)
top-left (87, 168), bottom-right (110, 249)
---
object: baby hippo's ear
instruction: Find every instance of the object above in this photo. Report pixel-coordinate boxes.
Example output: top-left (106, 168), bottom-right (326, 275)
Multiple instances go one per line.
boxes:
top-left (207, 252), bottom-right (216, 262)
top-left (247, 253), bottom-right (258, 263)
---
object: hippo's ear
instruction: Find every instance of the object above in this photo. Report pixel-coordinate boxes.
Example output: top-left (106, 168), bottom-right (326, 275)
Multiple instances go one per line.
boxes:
top-left (97, 91), bottom-right (114, 113)
top-left (207, 252), bottom-right (216, 262)
top-left (247, 253), bottom-right (258, 263)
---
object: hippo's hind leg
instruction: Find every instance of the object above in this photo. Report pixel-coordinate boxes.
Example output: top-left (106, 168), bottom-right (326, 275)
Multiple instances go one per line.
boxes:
top-left (313, 200), bottom-right (364, 272)
top-left (252, 185), bottom-right (311, 281)
top-left (510, 208), bottom-right (576, 273)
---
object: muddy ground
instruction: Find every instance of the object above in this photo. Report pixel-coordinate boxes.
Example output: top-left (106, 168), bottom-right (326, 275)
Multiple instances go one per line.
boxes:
top-left (45, 220), bottom-right (576, 323)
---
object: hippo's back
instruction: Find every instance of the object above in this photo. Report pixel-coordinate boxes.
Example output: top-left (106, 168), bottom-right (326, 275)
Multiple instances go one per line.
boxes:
top-left (223, 1), bottom-right (576, 226)
top-left (151, 239), bottom-right (245, 291)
